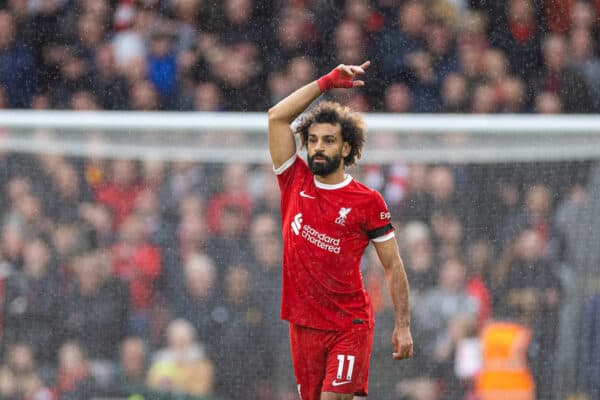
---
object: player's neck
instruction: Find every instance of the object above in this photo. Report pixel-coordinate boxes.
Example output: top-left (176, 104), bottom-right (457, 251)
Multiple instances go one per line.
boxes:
top-left (314, 167), bottom-right (347, 185)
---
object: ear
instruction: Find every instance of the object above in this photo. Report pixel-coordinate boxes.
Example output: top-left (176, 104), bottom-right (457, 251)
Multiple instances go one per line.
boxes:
top-left (342, 142), bottom-right (351, 158)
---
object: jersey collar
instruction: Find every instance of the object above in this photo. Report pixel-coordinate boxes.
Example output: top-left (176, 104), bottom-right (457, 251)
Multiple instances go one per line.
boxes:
top-left (314, 174), bottom-right (353, 190)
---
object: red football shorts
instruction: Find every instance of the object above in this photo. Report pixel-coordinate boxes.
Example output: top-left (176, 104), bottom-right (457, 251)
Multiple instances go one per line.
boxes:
top-left (289, 322), bottom-right (374, 400)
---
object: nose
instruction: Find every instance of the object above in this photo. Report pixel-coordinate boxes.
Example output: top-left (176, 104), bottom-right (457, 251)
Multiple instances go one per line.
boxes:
top-left (314, 139), bottom-right (324, 151)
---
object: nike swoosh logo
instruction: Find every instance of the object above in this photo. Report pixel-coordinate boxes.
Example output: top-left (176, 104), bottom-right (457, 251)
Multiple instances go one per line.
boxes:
top-left (299, 191), bottom-right (316, 199)
top-left (331, 380), bottom-right (351, 387)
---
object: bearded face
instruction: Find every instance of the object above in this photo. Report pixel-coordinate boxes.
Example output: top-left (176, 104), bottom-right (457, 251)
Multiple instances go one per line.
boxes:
top-left (308, 151), bottom-right (343, 176)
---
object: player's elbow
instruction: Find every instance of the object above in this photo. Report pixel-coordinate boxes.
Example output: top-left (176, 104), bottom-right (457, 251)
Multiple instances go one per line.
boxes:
top-left (268, 106), bottom-right (279, 120)
top-left (268, 105), bottom-right (287, 123)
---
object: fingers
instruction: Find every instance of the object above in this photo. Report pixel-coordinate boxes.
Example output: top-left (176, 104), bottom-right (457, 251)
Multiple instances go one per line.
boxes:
top-left (392, 345), bottom-right (413, 360)
top-left (338, 61), bottom-right (371, 77)
top-left (338, 65), bottom-right (357, 76)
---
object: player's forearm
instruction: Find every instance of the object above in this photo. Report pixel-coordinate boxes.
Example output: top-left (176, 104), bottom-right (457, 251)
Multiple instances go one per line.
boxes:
top-left (268, 81), bottom-right (322, 124)
top-left (385, 258), bottom-right (411, 328)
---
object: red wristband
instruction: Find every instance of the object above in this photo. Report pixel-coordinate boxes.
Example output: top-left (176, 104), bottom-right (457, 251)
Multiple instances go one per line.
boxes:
top-left (317, 67), bottom-right (354, 92)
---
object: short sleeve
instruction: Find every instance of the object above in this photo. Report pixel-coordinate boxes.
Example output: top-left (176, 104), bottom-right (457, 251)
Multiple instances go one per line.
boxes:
top-left (365, 190), bottom-right (395, 242)
top-left (274, 154), bottom-right (308, 197)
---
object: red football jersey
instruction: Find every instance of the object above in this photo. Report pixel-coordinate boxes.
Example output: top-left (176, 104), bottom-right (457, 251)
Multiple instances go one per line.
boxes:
top-left (275, 155), bottom-right (395, 331)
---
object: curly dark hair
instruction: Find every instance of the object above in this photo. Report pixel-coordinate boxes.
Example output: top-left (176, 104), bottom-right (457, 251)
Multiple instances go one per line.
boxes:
top-left (294, 101), bottom-right (366, 167)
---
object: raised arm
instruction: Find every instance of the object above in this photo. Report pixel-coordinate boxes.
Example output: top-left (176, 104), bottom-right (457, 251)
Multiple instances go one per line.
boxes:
top-left (267, 61), bottom-right (371, 169)
top-left (373, 237), bottom-right (413, 360)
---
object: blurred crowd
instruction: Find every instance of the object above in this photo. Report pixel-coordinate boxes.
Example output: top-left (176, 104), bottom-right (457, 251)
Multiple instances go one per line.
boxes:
top-left (0, 0), bottom-right (599, 400)
top-left (0, 0), bottom-right (600, 113)
top-left (0, 152), bottom-right (595, 400)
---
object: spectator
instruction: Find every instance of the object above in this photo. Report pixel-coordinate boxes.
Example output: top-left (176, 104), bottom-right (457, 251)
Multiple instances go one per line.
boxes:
top-left (488, 0), bottom-right (541, 79)
top-left (129, 80), bottom-right (160, 111)
top-left (147, 318), bottom-right (214, 396)
top-left (287, 56), bottom-right (316, 95)
top-left (212, 264), bottom-right (269, 400)
top-left (133, 188), bottom-right (164, 245)
top-left (481, 48), bottom-right (510, 93)
top-left (69, 90), bottom-right (99, 110)
top-left (93, 42), bottom-right (130, 110)
top-left (265, 5), bottom-right (316, 73)
top-left (457, 40), bottom-right (484, 90)
top-left (331, 19), bottom-right (368, 68)
top-left (470, 82), bottom-right (498, 113)
top-left (112, 4), bottom-right (147, 70)
top-left (158, 161), bottom-right (209, 219)
top-left (373, 1), bottom-right (426, 83)
top-left (192, 81), bottom-right (225, 111)
top-left (399, 163), bottom-right (432, 223)
top-left (111, 336), bottom-right (149, 394)
top-left (50, 47), bottom-right (96, 109)
top-left (425, 17), bottom-right (459, 84)
top-left (3, 342), bottom-right (55, 399)
top-left (266, 69), bottom-right (290, 107)
top-left (383, 82), bottom-right (412, 113)
top-left (464, 239), bottom-right (493, 330)
top-left (0, 11), bottom-right (37, 108)
top-left (0, 366), bottom-right (17, 399)
top-left (534, 90), bottom-right (563, 114)
top-left (413, 258), bottom-right (479, 373)
top-left (499, 183), bottom-right (562, 258)
top-left (428, 166), bottom-right (461, 219)
top-left (77, 203), bottom-right (114, 249)
top-left (73, 12), bottom-right (106, 63)
top-left (440, 72), bottom-right (468, 112)
top-left (499, 76), bottom-right (527, 112)
top-left (168, 253), bottom-right (220, 347)
top-left (44, 160), bottom-right (93, 223)
top-left (532, 33), bottom-right (593, 113)
top-left (400, 221), bottom-right (437, 295)
top-left (248, 212), bottom-right (282, 325)
top-left (205, 163), bottom-right (253, 268)
top-left (570, 0), bottom-right (597, 31)
top-left (95, 159), bottom-right (143, 228)
top-left (493, 229), bottom-right (562, 399)
top-left (430, 208), bottom-right (464, 262)
top-left (54, 341), bottom-right (98, 400)
top-left (2, 238), bottom-right (60, 364)
top-left (217, 42), bottom-right (267, 111)
top-left (219, 0), bottom-right (263, 45)
top-left (169, 0), bottom-right (204, 53)
top-left (248, 163), bottom-right (281, 217)
top-left (60, 250), bottom-right (129, 358)
top-left (159, 194), bottom-right (207, 301)
top-left (569, 27), bottom-right (600, 111)
top-left (147, 28), bottom-right (178, 108)
top-left (112, 214), bottom-right (161, 337)
top-left (343, 0), bottom-right (385, 35)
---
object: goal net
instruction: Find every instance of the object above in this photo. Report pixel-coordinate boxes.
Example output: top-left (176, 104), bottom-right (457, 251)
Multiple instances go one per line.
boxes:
top-left (0, 110), bottom-right (598, 400)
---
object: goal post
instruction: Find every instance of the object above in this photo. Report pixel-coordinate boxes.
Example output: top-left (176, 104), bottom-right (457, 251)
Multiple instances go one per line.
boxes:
top-left (1, 110), bottom-right (600, 163)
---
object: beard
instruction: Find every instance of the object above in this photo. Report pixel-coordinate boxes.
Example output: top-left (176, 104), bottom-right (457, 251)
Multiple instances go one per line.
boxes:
top-left (308, 152), bottom-right (342, 176)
